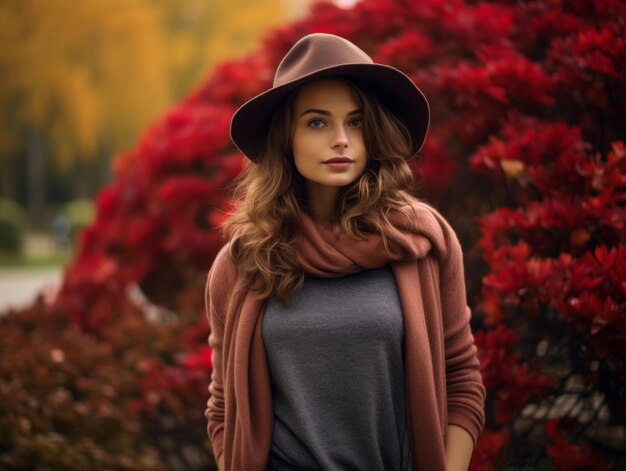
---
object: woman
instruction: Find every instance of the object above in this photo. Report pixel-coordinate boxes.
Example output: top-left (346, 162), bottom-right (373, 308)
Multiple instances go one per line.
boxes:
top-left (205, 33), bottom-right (486, 471)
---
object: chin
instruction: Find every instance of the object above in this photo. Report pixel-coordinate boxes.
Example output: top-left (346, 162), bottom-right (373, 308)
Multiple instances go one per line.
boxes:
top-left (323, 178), bottom-right (359, 187)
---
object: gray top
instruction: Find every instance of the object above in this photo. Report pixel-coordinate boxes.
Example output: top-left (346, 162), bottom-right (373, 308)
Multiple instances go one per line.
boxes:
top-left (262, 265), bottom-right (412, 471)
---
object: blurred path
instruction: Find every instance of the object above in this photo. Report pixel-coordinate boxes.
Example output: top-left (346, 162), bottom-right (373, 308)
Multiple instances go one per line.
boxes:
top-left (0, 267), bottom-right (63, 315)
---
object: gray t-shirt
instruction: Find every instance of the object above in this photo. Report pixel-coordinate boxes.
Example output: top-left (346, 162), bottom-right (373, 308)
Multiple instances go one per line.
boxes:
top-left (262, 265), bottom-right (412, 471)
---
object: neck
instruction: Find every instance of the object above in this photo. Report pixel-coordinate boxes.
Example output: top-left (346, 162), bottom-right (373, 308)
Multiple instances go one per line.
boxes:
top-left (305, 181), bottom-right (340, 224)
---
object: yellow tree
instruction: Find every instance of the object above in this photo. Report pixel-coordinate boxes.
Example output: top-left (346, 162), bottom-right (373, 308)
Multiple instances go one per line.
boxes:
top-left (0, 0), bottom-right (170, 225)
top-left (0, 0), bottom-right (302, 227)
top-left (157, 0), bottom-right (296, 99)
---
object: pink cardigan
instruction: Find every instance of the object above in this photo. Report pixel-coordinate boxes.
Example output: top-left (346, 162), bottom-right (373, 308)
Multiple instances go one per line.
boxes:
top-left (205, 201), bottom-right (486, 470)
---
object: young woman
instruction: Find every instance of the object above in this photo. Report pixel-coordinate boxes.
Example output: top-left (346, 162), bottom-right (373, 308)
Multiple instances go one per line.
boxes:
top-left (204, 33), bottom-right (486, 471)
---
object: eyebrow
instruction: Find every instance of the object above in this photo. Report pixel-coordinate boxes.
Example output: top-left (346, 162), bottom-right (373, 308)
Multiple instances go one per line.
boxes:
top-left (299, 108), bottom-right (363, 117)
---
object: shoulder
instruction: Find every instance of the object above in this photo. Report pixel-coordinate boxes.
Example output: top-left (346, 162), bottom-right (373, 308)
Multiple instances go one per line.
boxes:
top-left (206, 242), bottom-right (239, 300)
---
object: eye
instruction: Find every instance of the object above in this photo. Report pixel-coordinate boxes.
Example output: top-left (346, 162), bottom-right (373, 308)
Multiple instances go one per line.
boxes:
top-left (307, 119), bottom-right (325, 128)
top-left (348, 118), bottom-right (363, 127)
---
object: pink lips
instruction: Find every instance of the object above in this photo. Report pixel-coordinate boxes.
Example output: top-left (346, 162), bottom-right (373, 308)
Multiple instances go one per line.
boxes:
top-left (322, 157), bottom-right (354, 170)
top-left (323, 157), bottom-right (353, 163)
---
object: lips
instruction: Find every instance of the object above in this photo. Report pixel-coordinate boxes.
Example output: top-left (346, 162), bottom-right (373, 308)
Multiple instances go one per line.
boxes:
top-left (323, 157), bottom-right (353, 163)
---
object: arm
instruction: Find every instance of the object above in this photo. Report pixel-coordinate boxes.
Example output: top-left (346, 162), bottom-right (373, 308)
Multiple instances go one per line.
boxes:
top-left (445, 424), bottom-right (474, 471)
top-left (437, 215), bottom-right (487, 469)
top-left (204, 246), bottom-right (233, 471)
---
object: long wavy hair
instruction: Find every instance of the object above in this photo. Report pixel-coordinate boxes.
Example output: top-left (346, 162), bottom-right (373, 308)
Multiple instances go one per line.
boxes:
top-left (220, 76), bottom-right (421, 307)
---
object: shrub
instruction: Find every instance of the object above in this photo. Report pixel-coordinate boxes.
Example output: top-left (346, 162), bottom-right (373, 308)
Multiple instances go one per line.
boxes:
top-left (0, 198), bottom-right (27, 254)
top-left (0, 290), bottom-right (214, 471)
top-left (62, 198), bottom-right (95, 246)
top-left (0, 300), bottom-right (160, 470)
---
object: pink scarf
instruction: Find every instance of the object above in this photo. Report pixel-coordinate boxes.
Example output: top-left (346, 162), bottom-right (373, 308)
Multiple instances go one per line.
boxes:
top-left (205, 198), bottom-right (486, 471)
top-left (295, 204), bottom-right (443, 276)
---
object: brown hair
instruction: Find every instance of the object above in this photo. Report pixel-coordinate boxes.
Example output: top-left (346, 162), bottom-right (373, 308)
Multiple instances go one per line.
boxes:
top-left (220, 76), bottom-right (420, 307)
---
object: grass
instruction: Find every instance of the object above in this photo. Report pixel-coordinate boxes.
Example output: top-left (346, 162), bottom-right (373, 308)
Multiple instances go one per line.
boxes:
top-left (0, 252), bottom-right (72, 269)
top-left (0, 232), bottom-right (73, 269)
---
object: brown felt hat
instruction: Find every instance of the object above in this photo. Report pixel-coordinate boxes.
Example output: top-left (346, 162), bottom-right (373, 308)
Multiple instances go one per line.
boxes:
top-left (230, 33), bottom-right (430, 162)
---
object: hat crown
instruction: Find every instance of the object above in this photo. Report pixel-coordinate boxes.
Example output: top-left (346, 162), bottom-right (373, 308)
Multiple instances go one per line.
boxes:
top-left (273, 33), bottom-right (373, 87)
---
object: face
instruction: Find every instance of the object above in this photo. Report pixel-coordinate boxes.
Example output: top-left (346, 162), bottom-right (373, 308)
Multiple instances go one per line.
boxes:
top-left (291, 78), bottom-right (368, 198)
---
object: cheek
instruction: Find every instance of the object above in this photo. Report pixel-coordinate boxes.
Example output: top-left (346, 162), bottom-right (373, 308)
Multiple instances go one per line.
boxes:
top-left (291, 143), bottom-right (306, 166)
top-left (352, 131), bottom-right (367, 153)
top-left (292, 156), bottom-right (306, 176)
top-left (355, 135), bottom-right (368, 167)
top-left (291, 131), bottom-right (306, 158)
top-left (291, 149), bottom-right (308, 177)
top-left (292, 132), bottom-right (315, 167)
top-left (355, 158), bottom-right (368, 178)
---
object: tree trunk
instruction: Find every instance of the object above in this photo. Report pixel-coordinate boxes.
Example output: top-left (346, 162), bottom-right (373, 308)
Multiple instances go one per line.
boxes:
top-left (26, 128), bottom-right (46, 230)
top-left (0, 154), bottom-right (17, 199)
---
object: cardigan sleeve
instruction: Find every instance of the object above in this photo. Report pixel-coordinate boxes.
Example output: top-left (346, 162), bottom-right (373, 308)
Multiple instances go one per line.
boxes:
top-left (204, 244), bottom-right (235, 463)
top-left (438, 216), bottom-right (487, 449)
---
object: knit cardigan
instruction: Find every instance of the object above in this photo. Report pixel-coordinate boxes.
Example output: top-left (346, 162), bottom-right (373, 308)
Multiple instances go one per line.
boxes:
top-left (204, 200), bottom-right (486, 471)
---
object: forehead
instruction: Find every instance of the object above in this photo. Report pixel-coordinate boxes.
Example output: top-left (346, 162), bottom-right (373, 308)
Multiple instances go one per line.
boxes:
top-left (293, 78), bottom-right (361, 111)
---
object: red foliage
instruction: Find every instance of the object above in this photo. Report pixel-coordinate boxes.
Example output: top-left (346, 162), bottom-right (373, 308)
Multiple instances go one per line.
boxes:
top-left (468, 429), bottom-right (508, 471)
top-left (544, 420), bottom-right (613, 471)
top-left (4, 0), bottom-right (625, 469)
top-left (475, 325), bottom-right (555, 424)
top-left (0, 301), bottom-right (174, 470)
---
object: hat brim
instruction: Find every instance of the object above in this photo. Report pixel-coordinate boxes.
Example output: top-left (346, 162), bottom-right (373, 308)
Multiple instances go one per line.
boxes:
top-left (230, 63), bottom-right (430, 162)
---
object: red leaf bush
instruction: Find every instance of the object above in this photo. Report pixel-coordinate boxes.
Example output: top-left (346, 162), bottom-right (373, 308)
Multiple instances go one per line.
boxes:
top-left (0, 299), bottom-right (164, 470)
top-left (1, 0), bottom-right (625, 469)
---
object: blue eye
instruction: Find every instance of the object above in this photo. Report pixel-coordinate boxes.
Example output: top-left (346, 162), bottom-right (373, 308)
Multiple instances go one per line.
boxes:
top-left (349, 118), bottom-right (362, 127)
top-left (308, 119), bottom-right (325, 128)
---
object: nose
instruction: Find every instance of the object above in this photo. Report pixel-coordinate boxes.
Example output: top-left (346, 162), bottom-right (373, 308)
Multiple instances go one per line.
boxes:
top-left (332, 125), bottom-right (349, 149)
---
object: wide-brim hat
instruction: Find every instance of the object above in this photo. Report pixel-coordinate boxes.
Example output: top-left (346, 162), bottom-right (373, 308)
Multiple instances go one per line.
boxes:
top-left (230, 33), bottom-right (430, 162)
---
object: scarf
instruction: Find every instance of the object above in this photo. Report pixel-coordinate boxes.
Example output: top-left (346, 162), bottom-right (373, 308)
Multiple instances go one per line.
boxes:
top-left (205, 198), bottom-right (486, 471)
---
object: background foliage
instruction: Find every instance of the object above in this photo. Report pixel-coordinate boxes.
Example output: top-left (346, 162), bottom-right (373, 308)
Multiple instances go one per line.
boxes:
top-left (0, 0), bottom-right (294, 228)
top-left (1, 0), bottom-right (624, 470)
